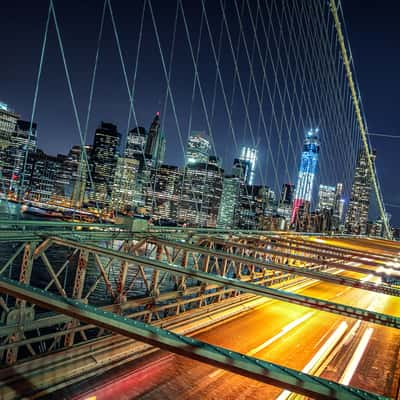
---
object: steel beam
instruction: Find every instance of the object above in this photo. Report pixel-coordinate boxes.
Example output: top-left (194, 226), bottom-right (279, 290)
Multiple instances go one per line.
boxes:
top-left (267, 236), bottom-right (394, 261)
top-left (50, 237), bottom-right (400, 329)
top-left (0, 275), bottom-right (386, 400)
top-left (148, 238), bottom-right (400, 297)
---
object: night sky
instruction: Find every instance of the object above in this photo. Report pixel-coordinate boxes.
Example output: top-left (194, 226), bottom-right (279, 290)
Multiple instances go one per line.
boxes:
top-left (1, 1), bottom-right (399, 225)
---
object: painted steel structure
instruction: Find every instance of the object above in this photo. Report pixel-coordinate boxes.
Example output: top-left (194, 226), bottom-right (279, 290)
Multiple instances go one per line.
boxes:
top-left (0, 220), bottom-right (398, 398)
top-left (0, 276), bottom-right (384, 400)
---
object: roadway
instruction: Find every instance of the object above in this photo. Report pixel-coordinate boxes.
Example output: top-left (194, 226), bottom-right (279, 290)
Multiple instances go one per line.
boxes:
top-left (68, 268), bottom-right (400, 400)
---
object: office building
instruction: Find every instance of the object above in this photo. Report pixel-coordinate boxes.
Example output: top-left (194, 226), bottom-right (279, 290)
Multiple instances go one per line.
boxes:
top-left (186, 131), bottom-right (210, 165)
top-left (232, 158), bottom-right (251, 182)
top-left (25, 149), bottom-right (67, 202)
top-left (291, 129), bottom-right (320, 223)
top-left (177, 162), bottom-right (223, 227)
top-left (91, 122), bottom-right (121, 206)
top-left (111, 157), bottom-right (140, 213)
top-left (239, 146), bottom-right (257, 185)
top-left (125, 126), bottom-right (147, 162)
top-left (277, 183), bottom-right (294, 224)
top-left (345, 149), bottom-right (375, 235)
top-left (0, 103), bottom-right (37, 198)
top-left (217, 175), bottom-right (241, 229)
top-left (145, 112), bottom-right (165, 167)
top-left (317, 185), bottom-right (336, 211)
top-left (145, 164), bottom-right (182, 221)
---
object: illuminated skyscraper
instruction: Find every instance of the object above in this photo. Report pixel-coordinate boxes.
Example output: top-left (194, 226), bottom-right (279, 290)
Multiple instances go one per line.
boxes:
top-left (145, 164), bottom-right (182, 221)
top-left (317, 185), bottom-right (336, 211)
top-left (217, 175), bottom-right (241, 228)
top-left (111, 157), bottom-right (140, 213)
top-left (178, 162), bottom-right (223, 227)
top-left (91, 122), bottom-right (121, 205)
top-left (345, 149), bottom-right (375, 235)
top-left (186, 131), bottom-right (210, 165)
top-left (239, 146), bottom-right (257, 185)
top-left (125, 126), bottom-right (147, 161)
top-left (291, 129), bottom-right (320, 223)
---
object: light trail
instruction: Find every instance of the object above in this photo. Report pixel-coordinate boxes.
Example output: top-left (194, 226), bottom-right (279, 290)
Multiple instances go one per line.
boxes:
top-left (275, 321), bottom-right (348, 400)
top-left (208, 312), bottom-right (315, 379)
top-left (340, 328), bottom-right (374, 386)
top-left (247, 312), bottom-right (315, 357)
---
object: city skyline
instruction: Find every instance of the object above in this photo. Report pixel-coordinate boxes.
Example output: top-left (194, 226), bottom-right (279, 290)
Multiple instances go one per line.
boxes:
top-left (1, 3), bottom-right (400, 399)
top-left (2, 1), bottom-right (397, 225)
top-left (0, 1), bottom-right (398, 229)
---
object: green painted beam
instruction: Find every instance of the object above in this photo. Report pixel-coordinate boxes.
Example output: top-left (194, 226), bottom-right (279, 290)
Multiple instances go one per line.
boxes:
top-left (0, 275), bottom-right (387, 400)
top-left (51, 237), bottom-right (400, 329)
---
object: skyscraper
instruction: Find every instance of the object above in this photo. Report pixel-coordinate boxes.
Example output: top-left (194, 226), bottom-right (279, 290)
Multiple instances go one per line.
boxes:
top-left (280, 183), bottom-right (294, 205)
top-left (145, 164), bottom-right (182, 221)
top-left (178, 162), bottom-right (223, 227)
top-left (111, 157), bottom-right (140, 213)
top-left (291, 129), bottom-right (320, 223)
top-left (239, 146), bottom-right (257, 185)
top-left (0, 103), bottom-right (38, 198)
top-left (345, 148), bottom-right (375, 235)
top-left (91, 122), bottom-right (121, 205)
top-left (5, 119), bottom-right (37, 196)
top-left (145, 112), bottom-right (165, 166)
top-left (217, 175), bottom-right (241, 229)
top-left (317, 185), bottom-right (336, 211)
top-left (125, 126), bottom-right (147, 161)
top-left (62, 145), bottom-right (91, 208)
top-left (25, 149), bottom-right (67, 202)
top-left (232, 158), bottom-right (251, 182)
top-left (186, 131), bottom-right (210, 165)
top-left (277, 183), bottom-right (294, 223)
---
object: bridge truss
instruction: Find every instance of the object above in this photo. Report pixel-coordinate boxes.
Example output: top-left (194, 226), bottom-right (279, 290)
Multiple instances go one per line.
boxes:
top-left (0, 221), bottom-right (399, 398)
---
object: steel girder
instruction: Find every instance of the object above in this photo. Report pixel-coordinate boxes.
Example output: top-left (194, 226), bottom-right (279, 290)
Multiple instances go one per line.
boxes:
top-left (0, 236), bottom-right (280, 363)
top-left (146, 237), bottom-right (400, 297)
top-left (265, 235), bottom-right (395, 262)
top-left (0, 275), bottom-right (387, 400)
top-left (50, 237), bottom-right (400, 329)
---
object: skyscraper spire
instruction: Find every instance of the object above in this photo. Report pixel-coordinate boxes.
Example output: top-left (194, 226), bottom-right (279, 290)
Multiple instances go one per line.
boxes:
top-left (144, 112), bottom-right (164, 166)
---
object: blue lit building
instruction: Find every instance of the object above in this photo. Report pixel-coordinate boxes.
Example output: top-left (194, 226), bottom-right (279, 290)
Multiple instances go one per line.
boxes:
top-left (239, 146), bottom-right (257, 185)
top-left (291, 129), bottom-right (320, 223)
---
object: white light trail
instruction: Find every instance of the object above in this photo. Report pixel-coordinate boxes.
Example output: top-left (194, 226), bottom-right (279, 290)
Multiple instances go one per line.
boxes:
top-left (247, 312), bottom-right (314, 357)
top-left (339, 328), bottom-right (373, 386)
top-left (275, 321), bottom-right (348, 400)
top-left (209, 312), bottom-right (314, 379)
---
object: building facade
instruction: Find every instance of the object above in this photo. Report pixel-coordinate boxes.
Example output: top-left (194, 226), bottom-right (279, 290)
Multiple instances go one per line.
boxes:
top-left (125, 126), bottom-right (147, 161)
top-left (345, 149), bottom-right (375, 235)
top-left (239, 146), bottom-right (257, 185)
top-left (111, 157), bottom-right (140, 214)
top-left (25, 149), bottom-right (67, 202)
top-left (0, 103), bottom-right (37, 198)
top-left (90, 122), bottom-right (121, 206)
top-left (177, 162), bottom-right (223, 227)
top-left (145, 112), bottom-right (165, 167)
top-left (186, 131), bottom-right (210, 165)
top-left (217, 175), bottom-right (241, 229)
top-left (145, 164), bottom-right (182, 221)
top-left (317, 184), bottom-right (336, 211)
